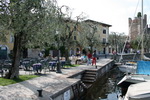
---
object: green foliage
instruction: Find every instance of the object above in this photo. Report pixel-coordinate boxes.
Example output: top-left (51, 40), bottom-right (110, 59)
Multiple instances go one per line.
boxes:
top-left (0, 32), bottom-right (7, 43)
top-left (0, 0), bottom-right (57, 49)
top-left (0, 75), bottom-right (38, 86)
top-left (137, 12), bottom-right (142, 17)
top-left (130, 34), bottom-right (150, 52)
top-left (0, 0), bottom-right (58, 79)
top-left (53, 6), bottom-right (84, 61)
top-left (130, 39), bottom-right (141, 49)
top-left (44, 48), bottom-right (50, 57)
top-left (79, 21), bottom-right (102, 52)
top-left (0, 1), bottom-right (10, 42)
top-left (59, 46), bottom-right (65, 57)
top-left (109, 32), bottom-right (126, 52)
top-left (0, 0), bottom-right (86, 78)
top-left (143, 34), bottom-right (150, 51)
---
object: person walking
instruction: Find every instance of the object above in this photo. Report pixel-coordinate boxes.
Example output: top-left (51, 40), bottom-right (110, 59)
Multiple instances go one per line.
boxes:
top-left (87, 50), bottom-right (92, 65)
top-left (92, 50), bottom-right (97, 67)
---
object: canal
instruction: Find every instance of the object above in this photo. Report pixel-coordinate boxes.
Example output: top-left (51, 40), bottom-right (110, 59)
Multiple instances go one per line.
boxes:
top-left (82, 66), bottom-right (124, 100)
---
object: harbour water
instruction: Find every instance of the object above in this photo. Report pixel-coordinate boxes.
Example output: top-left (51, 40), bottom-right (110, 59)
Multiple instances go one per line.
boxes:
top-left (82, 67), bottom-right (124, 100)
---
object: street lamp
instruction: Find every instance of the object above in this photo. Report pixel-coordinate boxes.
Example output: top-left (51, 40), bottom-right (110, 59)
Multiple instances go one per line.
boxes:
top-left (56, 31), bottom-right (62, 73)
top-left (104, 43), bottom-right (107, 58)
top-left (91, 40), bottom-right (94, 53)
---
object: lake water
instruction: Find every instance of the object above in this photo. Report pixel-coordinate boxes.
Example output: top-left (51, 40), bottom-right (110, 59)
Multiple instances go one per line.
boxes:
top-left (82, 67), bottom-right (124, 100)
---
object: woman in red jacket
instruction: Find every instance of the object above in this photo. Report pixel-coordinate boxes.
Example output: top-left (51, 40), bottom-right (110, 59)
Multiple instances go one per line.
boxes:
top-left (92, 50), bottom-right (97, 66)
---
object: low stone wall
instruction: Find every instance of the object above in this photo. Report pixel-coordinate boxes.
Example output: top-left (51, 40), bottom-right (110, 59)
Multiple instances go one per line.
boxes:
top-left (97, 60), bottom-right (114, 78)
top-left (50, 72), bottom-right (85, 100)
top-left (50, 80), bottom-right (80, 100)
top-left (115, 53), bottom-right (150, 62)
top-left (50, 60), bottom-right (115, 100)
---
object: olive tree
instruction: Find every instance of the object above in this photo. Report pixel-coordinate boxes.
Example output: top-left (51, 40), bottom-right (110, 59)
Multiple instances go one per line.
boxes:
top-left (0, 0), bottom-right (57, 79)
top-left (55, 5), bottom-right (84, 61)
top-left (78, 21), bottom-right (101, 53)
top-left (109, 32), bottom-right (126, 53)
top-left (130, 33), bottom-right (150, 53)
top-left (143, 34), bottom-right (150, 52)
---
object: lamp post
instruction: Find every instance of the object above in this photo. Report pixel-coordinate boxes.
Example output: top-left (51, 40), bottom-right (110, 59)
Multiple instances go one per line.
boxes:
top-left (56, 31), bottom-right (62, 73)
top-left (104, 43), bottom-right (107, 58)
top-left (91, 40), bottom-right (94, 53)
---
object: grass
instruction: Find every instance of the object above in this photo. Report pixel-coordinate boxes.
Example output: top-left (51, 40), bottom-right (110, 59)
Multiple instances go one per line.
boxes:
top-left (63, 64), bottom-right (79, 68)
top-left (0, 64), bottom-right (79, 86)
top-left (0, 75), bottom-right (38, 86)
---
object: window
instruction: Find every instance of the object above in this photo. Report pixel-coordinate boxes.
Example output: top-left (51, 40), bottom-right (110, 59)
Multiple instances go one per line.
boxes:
top-left (103, 38), bottom-right (106, 43)
top-left (103, 29), bottom-right (106, 34)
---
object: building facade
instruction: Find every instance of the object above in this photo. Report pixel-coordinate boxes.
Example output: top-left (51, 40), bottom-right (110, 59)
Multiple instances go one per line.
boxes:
top-left (83, 19), bottom-right (111, 55)
top-left (1, 19), bottom-right (112, 59)
top-left (0, 34), bottom-right (14, 59)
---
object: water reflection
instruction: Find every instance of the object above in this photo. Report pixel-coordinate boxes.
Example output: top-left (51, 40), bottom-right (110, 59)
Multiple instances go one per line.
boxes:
top-left (82, 67), bottom-right (124, 100)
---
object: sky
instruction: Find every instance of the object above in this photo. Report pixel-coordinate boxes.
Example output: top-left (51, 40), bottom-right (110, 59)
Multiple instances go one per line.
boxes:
top-left (57, 0), bottom-right (150, 35)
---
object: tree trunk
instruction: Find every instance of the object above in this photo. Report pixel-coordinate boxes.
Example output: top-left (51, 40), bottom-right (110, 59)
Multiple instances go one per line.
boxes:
top-left (90, 45), bottom-right (93, 53)
top-left (65, 47), bottom-right (69, 62)
top-left (6, 35), bottom-right (21, 79)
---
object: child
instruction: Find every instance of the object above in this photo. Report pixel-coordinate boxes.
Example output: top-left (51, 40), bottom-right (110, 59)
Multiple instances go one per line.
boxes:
top-left (92, 50), bottom-right (97, 66)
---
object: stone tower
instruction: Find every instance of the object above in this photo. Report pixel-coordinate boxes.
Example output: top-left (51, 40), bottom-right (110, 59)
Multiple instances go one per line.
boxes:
top-left (128, 14), bottom-right (148, 41)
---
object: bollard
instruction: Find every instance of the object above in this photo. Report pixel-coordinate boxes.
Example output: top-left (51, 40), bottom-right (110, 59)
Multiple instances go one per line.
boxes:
top-left (95, 66), bottom-right (97, 69)
top-left (37, 89), bottom-right (43, 97)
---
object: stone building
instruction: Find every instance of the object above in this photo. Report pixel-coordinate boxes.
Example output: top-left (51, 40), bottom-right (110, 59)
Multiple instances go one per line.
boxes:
top-left (81, 19), bottom-right (112, 55)
top-left (129, 14), bottom-right (150, 41)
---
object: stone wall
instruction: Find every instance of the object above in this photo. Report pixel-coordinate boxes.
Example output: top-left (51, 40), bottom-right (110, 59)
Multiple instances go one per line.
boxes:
top-left (115, 53), bottom-right (150, 62)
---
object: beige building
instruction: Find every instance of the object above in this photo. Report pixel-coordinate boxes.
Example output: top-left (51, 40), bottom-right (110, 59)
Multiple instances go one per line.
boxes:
top-left (1, 19), bottom-right (112, 59)
top-left (0, 34), bottom-right (14, 59)
top-left (83, 19), bottom-right (112, 54)
top-left (69, 19), bottom-right (112, 56)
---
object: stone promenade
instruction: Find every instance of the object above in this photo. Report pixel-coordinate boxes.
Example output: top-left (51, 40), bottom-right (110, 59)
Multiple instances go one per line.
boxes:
top-left (0, 58), bottom-right (113, 100)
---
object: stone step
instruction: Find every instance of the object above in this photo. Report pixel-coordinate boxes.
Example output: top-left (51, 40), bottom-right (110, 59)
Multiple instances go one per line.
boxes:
top-left (84, 71), bottom-right (97, 75)
top-left (83, 74), bottom-right (96, 77)
top-left (86, 69), bottom-right (97, 72)
top-left (82, 76), bottom-right (96, 80)
top-left (82, 79), bottom-right (95, 83)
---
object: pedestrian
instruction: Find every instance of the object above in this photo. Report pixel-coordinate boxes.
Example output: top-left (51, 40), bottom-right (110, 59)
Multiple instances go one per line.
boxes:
top-left (112, 50), bottom-right (116, 59)
top-left (38, 52), bottom-right (43, 59)
top-left (76, 51), bottom-right (81, 57)
top-left (92, 50), bottom-right (97, 66)
top-left (87, 50), bottom-right (92, 65)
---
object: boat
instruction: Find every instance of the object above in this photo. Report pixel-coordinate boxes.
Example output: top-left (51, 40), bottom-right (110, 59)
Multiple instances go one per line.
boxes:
top-left (118, 62), bottom-right (137, 74)
top-left (118, 61), bottom-right (150, 99)
top-left (124, 82), bottom-right (150, 100)
top-left (118, 60), bottom-right (150, 85)
top-left (118, 55), bottom-right (150, 73)
top-left (116, 35), bottom-right (137, 74)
